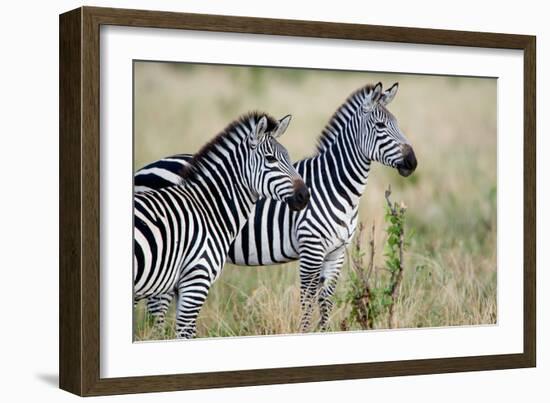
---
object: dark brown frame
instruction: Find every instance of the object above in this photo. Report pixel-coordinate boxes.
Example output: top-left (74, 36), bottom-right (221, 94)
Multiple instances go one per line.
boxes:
top-left (59, 6), bottom-right (536, 396)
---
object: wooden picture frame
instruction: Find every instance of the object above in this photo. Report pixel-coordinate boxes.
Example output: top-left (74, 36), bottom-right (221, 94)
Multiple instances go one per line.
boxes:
top-left (59, 6), bottom-right (536, 396)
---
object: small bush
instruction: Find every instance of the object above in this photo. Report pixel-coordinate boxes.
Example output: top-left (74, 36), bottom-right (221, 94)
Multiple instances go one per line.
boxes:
top-left (338, 185), bottom-right (410, 330)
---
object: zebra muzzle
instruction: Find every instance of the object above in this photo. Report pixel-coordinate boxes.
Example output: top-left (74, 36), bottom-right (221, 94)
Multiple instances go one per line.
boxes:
top-left (397, 144), bottom-right (417, 177)
top-left (287, 180), bottom-right (310, 211)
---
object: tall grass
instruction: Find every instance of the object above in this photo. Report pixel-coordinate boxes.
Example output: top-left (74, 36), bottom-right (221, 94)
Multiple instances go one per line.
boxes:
top-left (133, 62), bottom-right (497, 340)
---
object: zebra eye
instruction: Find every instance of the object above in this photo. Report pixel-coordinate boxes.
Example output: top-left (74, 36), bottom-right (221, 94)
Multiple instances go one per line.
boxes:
top-left (266, 155), bottom-right (278, 164)
top-left (375, 122), bottom-right (386, 129)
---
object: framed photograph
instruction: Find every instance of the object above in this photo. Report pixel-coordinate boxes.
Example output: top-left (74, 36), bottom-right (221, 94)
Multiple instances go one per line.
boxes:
top-left (59, 6), bottom-right (536, 396)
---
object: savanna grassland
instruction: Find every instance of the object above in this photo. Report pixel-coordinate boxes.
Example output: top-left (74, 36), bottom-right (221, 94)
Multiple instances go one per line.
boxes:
top-left (133, 62), bottom-right (497, 339)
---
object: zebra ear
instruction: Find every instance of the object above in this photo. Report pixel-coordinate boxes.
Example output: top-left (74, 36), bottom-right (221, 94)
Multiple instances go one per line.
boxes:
top-left (380, 82), bottom-right (399, 106)
top-left (249, 115), bottom-right (268, 148)
top-left (362, 82), bottom-right (383, 113)
top-left (272, 115), bottom-right (292, 139)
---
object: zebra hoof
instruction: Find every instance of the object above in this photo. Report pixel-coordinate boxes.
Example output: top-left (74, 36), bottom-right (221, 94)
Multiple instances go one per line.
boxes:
top-left (151, 324), bottom-right (166, 339)
top-left (176, 328), bottom-right (196, 339)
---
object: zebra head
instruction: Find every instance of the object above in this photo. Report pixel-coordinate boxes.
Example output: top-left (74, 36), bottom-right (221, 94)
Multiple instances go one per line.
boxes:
top-left (358, 82), bottom-right (417, 177)
top-left (247, 114), bottom-right (310, 211)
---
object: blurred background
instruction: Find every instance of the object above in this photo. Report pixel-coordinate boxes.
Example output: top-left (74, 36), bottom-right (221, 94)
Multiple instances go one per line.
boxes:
top-left (134, 61), bottom-right (497, 339)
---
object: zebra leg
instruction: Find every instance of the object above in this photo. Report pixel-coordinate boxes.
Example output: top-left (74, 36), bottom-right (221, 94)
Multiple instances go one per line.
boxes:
top-left (147, 292), bottom-right (174, 336)
top-left (298, 248), bottom-right (325, 333)
top-left (174, 266), bottom-right (213, 339)
top-left (318, 249), bottom-right (346, 331)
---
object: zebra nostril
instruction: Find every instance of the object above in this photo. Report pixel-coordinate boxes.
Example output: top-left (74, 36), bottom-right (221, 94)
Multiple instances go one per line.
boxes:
top-left (406, 149), bottom-right (417, 170)
top-left (287, 182), bottom-right (309, 211)
top-left (296, 187), bottom-right (309, 204)
top-left (400, 144), bottom-right (417, 170)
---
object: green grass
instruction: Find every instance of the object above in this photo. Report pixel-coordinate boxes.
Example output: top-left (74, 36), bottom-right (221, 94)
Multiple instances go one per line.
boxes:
top-left (133, 62), bottom-right (497, 340)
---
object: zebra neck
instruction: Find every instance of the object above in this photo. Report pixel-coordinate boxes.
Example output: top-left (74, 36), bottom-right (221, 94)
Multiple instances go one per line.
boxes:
top-left (184, 166), bottom-right (257, 241)
top-left (315, 127), bottom-right (371, 211)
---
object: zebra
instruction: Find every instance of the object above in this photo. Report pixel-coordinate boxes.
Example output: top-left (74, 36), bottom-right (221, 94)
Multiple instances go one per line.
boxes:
top-left (134, 112), bottom-right (309, 338)
top-left (135, 82), bottom-right (417, 332)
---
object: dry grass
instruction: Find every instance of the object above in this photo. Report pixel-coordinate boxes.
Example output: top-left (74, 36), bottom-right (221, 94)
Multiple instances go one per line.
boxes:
top-left (133, 62), bottom-right (497, 339)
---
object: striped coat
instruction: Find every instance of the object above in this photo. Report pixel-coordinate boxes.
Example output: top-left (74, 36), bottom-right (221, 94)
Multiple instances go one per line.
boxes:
top-left (136, 83), bottom-right (417, 332)
top-left (134, 112), bottom-right (309, 338)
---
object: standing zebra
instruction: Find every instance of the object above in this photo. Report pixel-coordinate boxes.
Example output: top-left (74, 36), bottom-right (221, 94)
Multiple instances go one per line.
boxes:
top-left (135, 83), bottom-right (417, 332)
top-left (134, 112), bottom-right (309, 338)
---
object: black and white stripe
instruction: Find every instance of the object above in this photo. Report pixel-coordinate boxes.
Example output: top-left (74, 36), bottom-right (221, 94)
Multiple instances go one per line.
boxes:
top-left (137, 83), bottom-right (417, 332)
top-left (134, 112), bottom-right (308, 338)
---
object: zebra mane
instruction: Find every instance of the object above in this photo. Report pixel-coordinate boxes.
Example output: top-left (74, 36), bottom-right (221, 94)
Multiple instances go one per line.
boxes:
top-left (316, 84), bottom-right (378, 153)
top-left (180, 111), bottom-right (279, 180)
